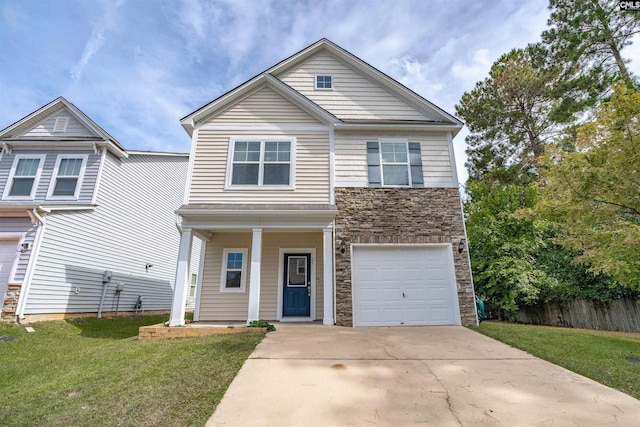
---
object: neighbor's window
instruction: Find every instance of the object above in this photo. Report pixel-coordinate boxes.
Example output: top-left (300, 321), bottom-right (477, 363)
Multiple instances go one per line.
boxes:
top-left (48, 155), bottom-right (87, 198)
top-left (228, 139), bottom-right (294, 188)
top-left (189, 273), bottom-right (197, 298)
top-left (3, 155), bottom-right (46, 199)
top-left (380, 142), bottom-right (410, 186)
top-left (315, 75), bottom-right (332, 89)
top-left (220, 249), bottom-right (248, 292)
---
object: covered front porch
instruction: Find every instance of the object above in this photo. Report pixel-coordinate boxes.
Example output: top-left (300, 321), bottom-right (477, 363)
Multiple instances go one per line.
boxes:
top-left (169, 204), bottom-right (338, 327)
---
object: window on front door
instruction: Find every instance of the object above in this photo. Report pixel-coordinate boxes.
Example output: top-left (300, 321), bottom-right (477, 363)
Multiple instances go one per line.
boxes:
top-left (227, 138), bottom-right (295, 188)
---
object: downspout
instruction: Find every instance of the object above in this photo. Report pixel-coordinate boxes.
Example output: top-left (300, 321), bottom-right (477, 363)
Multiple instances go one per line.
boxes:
top-left (16, 208), bottom-right (47, 321)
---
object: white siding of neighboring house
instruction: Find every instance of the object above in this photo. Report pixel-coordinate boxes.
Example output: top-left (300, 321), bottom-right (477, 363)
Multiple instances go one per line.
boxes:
top-left (0, 216), bottom-right (37, 282)
top-left (24, 152), bottom-right (188, 315)
top-left (197, 231), bottom-right (324, 322)
top-left (21, 110), bottom-right (96, 138)
top-left (190, 87), bottom-right (330, 204)
top-left (334, 130), bottom-right (454, 187)
top-left (278, 51), bottom-right (433, 121)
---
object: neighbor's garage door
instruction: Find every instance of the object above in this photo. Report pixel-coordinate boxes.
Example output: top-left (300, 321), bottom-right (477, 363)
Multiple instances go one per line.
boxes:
top-left (0, 239), bottom-right (19, 303)
top-left (352, 245), bottom-right (460, 326)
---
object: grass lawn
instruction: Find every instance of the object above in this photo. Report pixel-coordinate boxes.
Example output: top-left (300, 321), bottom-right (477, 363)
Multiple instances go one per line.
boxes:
top-left (473, 321), bottom-right (640, 400)
top-left (0, 316), bottom-right (265, 427)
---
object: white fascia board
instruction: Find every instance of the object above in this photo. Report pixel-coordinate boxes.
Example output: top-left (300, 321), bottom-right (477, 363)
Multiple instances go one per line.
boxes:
top-left (334, 122), bottom-right (463, 134)
top-left (178, 208), bottom-right (338, 217)
top-left (0, 139), bottom-right (128, 158)
top-left (127, 150), bottom-right (189, 157)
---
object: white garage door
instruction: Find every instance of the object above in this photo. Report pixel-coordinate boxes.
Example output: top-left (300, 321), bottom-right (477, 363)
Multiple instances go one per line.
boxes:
top-left (0, 239), bottom-right (19, 304)
top-left (353, 245), bottom-right (460, 326)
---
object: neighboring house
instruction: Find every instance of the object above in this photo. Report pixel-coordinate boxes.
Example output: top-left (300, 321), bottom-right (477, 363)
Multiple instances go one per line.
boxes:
top-left (169, 39), bottom-right (477, 327)
top-left (0, 97), bottom-right (194, 322)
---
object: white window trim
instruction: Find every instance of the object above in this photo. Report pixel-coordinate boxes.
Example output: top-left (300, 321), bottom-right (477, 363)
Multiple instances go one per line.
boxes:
top-left (379, 139), bottom-right (412, 187)
top-left (189, 273), bottom-right (198, 298)
top-left (314, 74), bottom-right (333, 90)
top-left (46, 154), bottom-right (88, 200)
top-left (220, 248), bottom-right (248, 293)
top-left (2, 154), bottom-right (47, 200)
top-left (225, 137), bottom-right (296, 190)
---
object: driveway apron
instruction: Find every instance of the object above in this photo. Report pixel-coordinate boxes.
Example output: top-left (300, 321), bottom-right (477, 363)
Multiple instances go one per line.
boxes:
top-left (206, 324), bottom-right (640, 426)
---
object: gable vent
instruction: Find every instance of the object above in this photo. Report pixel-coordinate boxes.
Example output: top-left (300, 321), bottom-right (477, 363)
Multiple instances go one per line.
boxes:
top-left (53, 116), bottom-right (69, 132)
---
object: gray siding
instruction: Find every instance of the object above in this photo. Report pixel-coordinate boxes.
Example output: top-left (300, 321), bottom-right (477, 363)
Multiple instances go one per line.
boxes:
top-left (24, 153), bottom-right (188, 314)
top-left (21, 111), bottom-right (96, 138)
top-left (0, 149), bottom-right (101, 204)
top-left (0, 216), bottom-right (37, 282)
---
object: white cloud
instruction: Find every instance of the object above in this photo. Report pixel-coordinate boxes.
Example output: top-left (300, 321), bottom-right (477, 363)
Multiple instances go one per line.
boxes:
top-left (451, 48), bottom-right (492, 84)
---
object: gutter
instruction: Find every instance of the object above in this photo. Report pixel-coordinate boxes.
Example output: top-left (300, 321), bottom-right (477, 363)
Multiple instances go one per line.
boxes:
top-left (15, 207), bottom-right (47, 320)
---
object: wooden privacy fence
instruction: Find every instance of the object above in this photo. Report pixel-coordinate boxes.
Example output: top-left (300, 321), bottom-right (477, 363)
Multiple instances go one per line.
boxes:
top-left (515, 298), bottom-right (640, 332)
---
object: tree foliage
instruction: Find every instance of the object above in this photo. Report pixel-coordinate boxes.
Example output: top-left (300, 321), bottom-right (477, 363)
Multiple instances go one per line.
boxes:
top-left (542, 0), bottom-right (640, 89)
top-left (455, 47), bottom-right (569, 184)
top-left (538, 83), bottom-right (640, 289)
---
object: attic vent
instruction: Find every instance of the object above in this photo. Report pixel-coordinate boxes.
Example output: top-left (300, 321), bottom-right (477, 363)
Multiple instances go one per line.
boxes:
top-left (53, 116), bottom-right (69, 132)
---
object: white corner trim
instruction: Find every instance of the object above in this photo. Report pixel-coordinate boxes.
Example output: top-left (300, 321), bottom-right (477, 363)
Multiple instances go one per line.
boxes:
top-left (183, 127), bottom-right (199, 205)
top-left (447, 132), bottom-right (460, 188)
top-left (329, 126), bottom-right (335, 205)
top-left (91, 148), bottom-right (107, 205)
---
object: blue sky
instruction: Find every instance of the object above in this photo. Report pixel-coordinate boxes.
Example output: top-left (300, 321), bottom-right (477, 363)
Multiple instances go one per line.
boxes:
top-left (1, 0), bottom-right (638, 183)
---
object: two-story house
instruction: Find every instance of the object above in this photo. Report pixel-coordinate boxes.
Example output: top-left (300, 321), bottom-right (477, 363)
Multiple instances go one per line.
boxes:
top-left (0, 97), bottom-right (197, 322)
top-left (168, 39), bottom-right (477, 327)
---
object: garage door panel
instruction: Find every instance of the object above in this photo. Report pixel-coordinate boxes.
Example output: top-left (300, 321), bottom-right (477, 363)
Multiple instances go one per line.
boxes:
top-left (353, 246), bottom-right (459, 327)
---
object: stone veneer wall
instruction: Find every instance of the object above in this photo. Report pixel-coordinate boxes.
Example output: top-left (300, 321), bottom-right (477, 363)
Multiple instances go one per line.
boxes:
top-left (1, 283), bottom-right (21, 322)
top-left (334, 187), bottom-right (477, 327)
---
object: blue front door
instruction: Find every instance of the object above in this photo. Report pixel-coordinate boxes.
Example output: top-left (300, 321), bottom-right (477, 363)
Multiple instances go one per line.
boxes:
top-left (283, 253), bottom-right (311, 317)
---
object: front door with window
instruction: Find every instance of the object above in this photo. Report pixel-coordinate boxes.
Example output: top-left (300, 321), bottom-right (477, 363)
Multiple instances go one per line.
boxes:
top-left (282, 253), bottom-right (311, 317)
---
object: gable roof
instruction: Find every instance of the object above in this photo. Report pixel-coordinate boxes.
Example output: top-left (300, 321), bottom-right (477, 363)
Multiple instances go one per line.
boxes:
top-left (180, 73), bottom-right (338, 136)
top-left (181, 39), bottom-right (463, 136)
top-left (0, 97), bottom-right (128, 158)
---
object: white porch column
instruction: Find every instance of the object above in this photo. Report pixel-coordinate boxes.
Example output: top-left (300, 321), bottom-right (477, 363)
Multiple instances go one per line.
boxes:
top-left (193, 238), bottom-right (208, 322)
top-left (169, 228), bottom-right (193, 326)
top-left (323, 227), bottom-right (335, 325)
top-left (247, 228), bottom-right (262, 323)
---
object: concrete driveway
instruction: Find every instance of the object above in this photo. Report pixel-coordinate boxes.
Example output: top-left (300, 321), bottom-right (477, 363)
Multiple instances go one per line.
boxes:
top-left (206, 324), bottom-right (640, 426)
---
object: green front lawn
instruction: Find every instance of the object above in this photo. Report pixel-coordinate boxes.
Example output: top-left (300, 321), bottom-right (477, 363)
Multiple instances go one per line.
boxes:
top-left (0, 316), bottom-right (264, 427)
top-left (473, 321), bottom-right (640, 400)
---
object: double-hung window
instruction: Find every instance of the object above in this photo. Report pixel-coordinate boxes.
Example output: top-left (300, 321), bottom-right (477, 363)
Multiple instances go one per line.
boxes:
top-left (220, 249), bottom-right (248, 292)
top-left (367, 140), bottom-right (424, 187)
top-left (227, 138), bottom-right (295, 188)
top-left (48, 155), bottom-right (87, 199)
top-left (189, 273), bottom-right (198, 298)
top-left (2, 155), bottom-right (46, 200)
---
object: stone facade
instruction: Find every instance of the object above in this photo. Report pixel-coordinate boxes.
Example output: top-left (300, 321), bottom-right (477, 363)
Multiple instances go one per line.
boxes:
top-left (334, 187), bottom-right (477, 327)
top-left (1, 283), bottom-right (21, 322)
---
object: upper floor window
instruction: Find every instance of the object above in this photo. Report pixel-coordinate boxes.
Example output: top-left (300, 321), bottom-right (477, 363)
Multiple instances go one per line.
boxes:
top-left (47, 155), bottom-right (87, 199)
top-left (2, 155), bottom-right (46, 200)
top-left (226, 138), bottom-right (295, 189)
top-left (367, 140), bottom-right (424, 188)
top-left (315, 75), bottom-right (333, 90)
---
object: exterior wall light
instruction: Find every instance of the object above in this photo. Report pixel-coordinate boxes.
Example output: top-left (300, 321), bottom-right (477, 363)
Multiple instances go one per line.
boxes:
top-left (20, 243), bottom-right (30, 252)
top-left (340, 240), bottom-right (346, 254)
top-left (458, 239), bottom-right (466, 253)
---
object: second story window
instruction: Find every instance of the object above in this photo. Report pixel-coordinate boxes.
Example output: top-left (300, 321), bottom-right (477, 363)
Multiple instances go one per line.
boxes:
top-left (315, 75), bottom-right (333, 89)
top-left (367, 140), bottom-right (424, 188)
top-left (48, 155), bottom-right (87, 199)
top-left (380, 142), bottom-right (410, 186)
top-left (2, 155), bottom-right (46, 200)
top-left (227, 138), bottom-right (295, 189)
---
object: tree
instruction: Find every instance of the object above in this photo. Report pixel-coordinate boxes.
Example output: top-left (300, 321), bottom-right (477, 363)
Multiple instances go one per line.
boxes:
top-left (455, 47), bottom-right (570, 184)
top-left (538, 83), bottom-right (640, 289)
top-left (464, 181), bottom-right (554, 313)
top-left (542, 0), bottom-right (640, 89)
